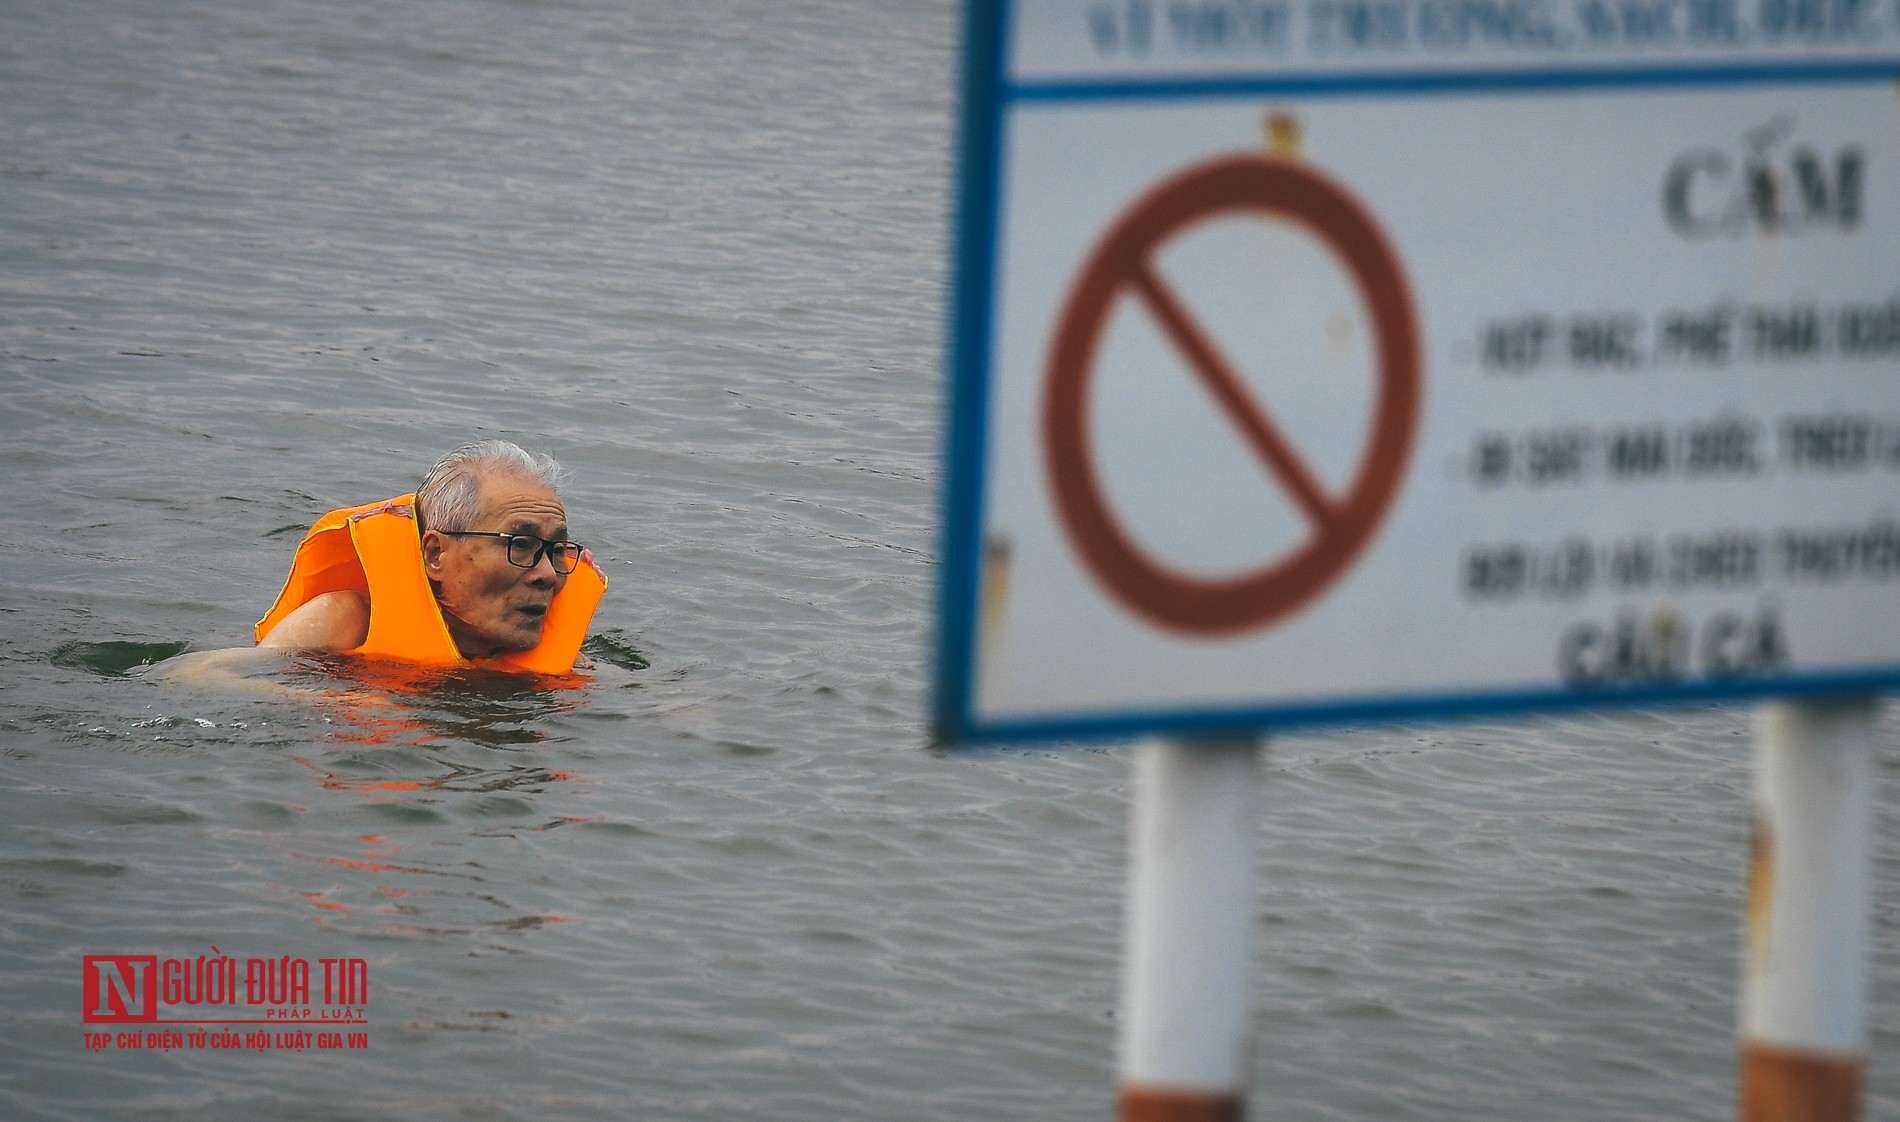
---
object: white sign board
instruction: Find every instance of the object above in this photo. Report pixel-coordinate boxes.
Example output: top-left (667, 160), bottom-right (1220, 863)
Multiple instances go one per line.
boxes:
top-left (934, 0), bottom-right (1900, 744)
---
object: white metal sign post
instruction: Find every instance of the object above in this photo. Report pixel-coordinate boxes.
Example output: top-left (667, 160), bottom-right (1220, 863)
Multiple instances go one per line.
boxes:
top-left (1743, 698), bottom-right (1877, 1118)
top-left (1119, 734), bottom-right (1259, 1120)
top-left (934, 0), bottom-right (1900, 1117)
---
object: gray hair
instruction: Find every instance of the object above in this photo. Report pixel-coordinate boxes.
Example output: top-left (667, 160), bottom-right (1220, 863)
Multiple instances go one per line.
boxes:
top-left (415, 440), bottom-right (566, 532)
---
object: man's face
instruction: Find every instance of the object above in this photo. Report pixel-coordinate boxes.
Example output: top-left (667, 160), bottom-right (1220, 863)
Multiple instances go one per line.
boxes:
top-left (421, 471), bottom-right (571, 658)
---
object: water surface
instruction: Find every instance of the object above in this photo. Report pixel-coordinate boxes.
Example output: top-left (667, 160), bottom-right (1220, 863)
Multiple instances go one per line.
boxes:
top-left (3, 1), bottom-right (1898, 1119)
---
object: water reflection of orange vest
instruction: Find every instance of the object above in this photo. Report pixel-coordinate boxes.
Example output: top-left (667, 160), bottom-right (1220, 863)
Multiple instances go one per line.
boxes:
top-left (254, 493), bottom-right (606, 674)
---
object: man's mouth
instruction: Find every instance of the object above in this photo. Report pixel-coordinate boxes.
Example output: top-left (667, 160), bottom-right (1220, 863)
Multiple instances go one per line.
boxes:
top-left (514, 603), bottom-right (549, 621)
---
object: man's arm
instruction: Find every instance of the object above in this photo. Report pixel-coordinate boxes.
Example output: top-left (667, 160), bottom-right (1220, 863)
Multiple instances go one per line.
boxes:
top-left (151, 590), bottom-right (369, 694)
top-left (257, 590), bottom-right (370, 652)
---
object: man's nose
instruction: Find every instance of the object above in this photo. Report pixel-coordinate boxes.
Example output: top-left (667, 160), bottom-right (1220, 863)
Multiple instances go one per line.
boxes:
top-left (525, 552), bottom-right (560, 587)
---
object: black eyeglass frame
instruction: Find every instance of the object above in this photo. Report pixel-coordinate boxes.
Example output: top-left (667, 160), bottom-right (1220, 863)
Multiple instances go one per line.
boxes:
top-left (438, 530), bottom-right (585, 574)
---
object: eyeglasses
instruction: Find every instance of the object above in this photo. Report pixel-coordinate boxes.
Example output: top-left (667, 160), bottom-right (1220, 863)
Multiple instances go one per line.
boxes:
top-left (439, 531), bottom-right (585, 574)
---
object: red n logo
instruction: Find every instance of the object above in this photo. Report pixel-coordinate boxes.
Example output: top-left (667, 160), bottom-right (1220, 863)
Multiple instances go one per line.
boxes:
top-left (83, 956), bottom-right (158, 1023)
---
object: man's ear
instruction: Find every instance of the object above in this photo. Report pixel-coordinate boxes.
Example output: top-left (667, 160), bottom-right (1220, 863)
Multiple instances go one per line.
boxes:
top-left (419, 529), bottom-right (448, 576)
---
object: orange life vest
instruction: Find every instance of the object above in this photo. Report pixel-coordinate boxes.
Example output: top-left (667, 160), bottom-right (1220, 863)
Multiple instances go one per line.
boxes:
top-left (254, 494), bottom-right (605, 674)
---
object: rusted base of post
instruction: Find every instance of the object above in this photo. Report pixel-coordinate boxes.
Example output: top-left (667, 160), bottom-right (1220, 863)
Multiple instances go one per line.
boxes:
top-left (1740, 1043), bottom-right (1861, 1122)
top-left (1119, 1085), bottom-right (1243, 1122)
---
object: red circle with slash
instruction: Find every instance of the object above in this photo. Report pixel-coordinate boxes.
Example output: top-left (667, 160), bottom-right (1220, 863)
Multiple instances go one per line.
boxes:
top-left (1042, 154), bottom-right (1422, 636)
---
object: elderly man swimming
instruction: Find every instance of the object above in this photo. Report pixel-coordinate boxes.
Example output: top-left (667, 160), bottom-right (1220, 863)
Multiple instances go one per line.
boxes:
top-left (255, 441), bottom-right (605, 673)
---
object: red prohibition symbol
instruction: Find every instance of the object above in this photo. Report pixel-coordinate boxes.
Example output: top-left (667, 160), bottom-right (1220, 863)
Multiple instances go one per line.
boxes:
top-left (1042, 154), bottom-right (1422, 636)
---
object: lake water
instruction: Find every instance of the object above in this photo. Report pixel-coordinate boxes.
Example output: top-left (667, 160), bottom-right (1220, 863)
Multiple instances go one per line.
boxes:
top-left (2, 1), bottom-right (1897, 1119)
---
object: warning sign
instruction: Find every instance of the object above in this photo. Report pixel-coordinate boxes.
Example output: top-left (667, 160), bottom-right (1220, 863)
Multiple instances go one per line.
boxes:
top-left (1043, 153), bottom-right (1420, 635)
top-left (934, 0), bottom-right (1900, 745)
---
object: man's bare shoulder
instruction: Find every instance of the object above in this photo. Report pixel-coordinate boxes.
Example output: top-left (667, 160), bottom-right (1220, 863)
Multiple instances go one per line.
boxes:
top-left (258, 590), bottom-right (370, 653)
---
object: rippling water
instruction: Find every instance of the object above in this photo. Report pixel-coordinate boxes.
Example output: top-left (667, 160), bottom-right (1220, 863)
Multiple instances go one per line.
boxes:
top-left (2, 2), bottom-right (1897, 1119)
